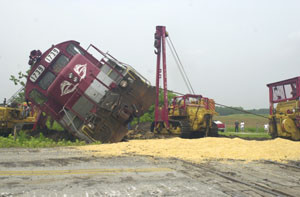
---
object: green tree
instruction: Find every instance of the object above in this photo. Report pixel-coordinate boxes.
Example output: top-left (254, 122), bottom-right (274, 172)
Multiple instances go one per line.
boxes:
top-left (9, 70), bottom-right (29, 104)
top-left (132, 90), bottom-right (176, 124)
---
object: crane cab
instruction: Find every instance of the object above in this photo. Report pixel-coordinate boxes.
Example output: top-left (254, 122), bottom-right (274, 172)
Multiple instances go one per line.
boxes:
top-left (267, 77), bottom-right (300, 140)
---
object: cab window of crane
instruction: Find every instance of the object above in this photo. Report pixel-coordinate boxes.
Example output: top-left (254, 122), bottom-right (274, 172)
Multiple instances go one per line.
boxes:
top-left (38, 71), bottom-right (56, 90)
top-left (51, 55), bottom-right (69, 74)
top-left (29, 89), bottom-right (47, 105)
top-left (284, 82), bottom-right (297, 99)
top-left (272, 85), bottom-right (285, 101)
top-left (189, 97), bottom-right (198, 104)
top-left (66, 44), bottom-right (84, 56)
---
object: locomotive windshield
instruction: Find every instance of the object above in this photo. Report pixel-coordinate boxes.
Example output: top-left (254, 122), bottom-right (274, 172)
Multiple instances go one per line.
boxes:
top-left (67, 44), bottom-right (84, 56)
top-left (29, 89), bottom-right (47, 105)
top-left (38, 71), bottom-right (56, 90)
top-left (51, 55), bottom-right (69, 73)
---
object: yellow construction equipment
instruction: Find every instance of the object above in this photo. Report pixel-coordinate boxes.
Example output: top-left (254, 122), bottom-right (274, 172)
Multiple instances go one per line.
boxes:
top-left (152, 94), bottom-right (219, 138)
top-left (0, 100), bottom-right (37, 136)
top-left (267, 77), bottom-right (300, 140)
top-left (152, 26), bottom-right (219, 138)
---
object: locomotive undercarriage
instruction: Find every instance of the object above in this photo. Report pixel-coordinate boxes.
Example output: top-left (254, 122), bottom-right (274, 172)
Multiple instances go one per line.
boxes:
top-left (77, 71), bottom-right (155, 143)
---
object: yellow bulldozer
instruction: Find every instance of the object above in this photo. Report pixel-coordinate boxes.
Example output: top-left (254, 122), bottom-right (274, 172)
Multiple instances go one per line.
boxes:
top-left (152, 94), bottom-right (219, 138)
top-left (267, 76), bottom-right (300, 140)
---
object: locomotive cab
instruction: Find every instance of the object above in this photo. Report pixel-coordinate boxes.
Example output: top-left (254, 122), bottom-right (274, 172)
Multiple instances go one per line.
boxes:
top-left (25, 41), bottom-right (155, 143)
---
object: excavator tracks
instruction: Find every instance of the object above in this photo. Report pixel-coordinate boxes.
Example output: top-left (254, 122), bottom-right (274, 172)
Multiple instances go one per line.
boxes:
top-left (179, 120), bottom-right (193, 138)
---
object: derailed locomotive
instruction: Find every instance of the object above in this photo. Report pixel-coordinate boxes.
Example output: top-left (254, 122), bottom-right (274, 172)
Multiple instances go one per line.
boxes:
top-left (25, 40), bottom-right (155, 143)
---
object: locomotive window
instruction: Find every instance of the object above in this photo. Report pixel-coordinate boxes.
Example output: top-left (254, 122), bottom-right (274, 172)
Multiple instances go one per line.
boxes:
top-left (100, 60), bottom-right (124, 82)
top-left (66, 44), bottom-right (84, 56)
top-left (51, 55), bottom-right (69, 73)
top-left (38, 71), bottom-right (55, 90)
top-left (29, 89), bottom-right (47, 105)
top-left (101, 64), bottom-right (110, 74)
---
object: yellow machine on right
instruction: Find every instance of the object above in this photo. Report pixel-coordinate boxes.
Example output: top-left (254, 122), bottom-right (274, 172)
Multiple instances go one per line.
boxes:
top-left (267, 76), bottom-right (300, 140)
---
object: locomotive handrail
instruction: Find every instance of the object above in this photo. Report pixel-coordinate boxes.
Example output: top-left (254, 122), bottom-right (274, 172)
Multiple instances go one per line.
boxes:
top-left (87, 44), bottom-right (124, 78)
top-left (87, 44), bottom-right (151, 86)
top-left (100, 58), bottom-right (124, 78)
top-left (121, 62), bottom-right (151, 86)
top-left (62, 106), bottom-right (79, 134)
top-left (86, 44), bottom-right (107, 57)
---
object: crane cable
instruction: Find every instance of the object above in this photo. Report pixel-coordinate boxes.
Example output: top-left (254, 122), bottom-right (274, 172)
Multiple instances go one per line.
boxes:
top-left (214, 103), bottom-right (269, 119)
top-left (164, 34), bottom-right (269, 120)
top-left (164, 88), bottom-right (269, 120)
top-left (166, 35), bottom-right (195, 94)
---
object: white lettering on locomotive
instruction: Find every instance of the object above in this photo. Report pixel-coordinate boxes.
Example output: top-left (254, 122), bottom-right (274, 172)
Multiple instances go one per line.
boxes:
top-left (60, 80), bottom-right (79, 96)
top-left (74, 64), bottom-right (87, 81)
top-left (29, 65), bottom-right (45, 82)
top-left (45, 48), bottom-right (60, 63)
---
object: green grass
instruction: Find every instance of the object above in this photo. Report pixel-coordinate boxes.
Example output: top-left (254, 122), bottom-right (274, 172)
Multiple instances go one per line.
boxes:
top-left (219, 130), bottom-right (271, 139)
top-left (225, 127), bottom-right (266, 133)
top-left (46, 120), bottom-right (65, 131)
top-left (0, 131), bottom-right (94, 148)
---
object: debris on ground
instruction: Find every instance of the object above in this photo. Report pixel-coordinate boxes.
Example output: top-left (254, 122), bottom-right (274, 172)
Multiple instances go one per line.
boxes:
top-left (126, 122), bottom-right (173, 140)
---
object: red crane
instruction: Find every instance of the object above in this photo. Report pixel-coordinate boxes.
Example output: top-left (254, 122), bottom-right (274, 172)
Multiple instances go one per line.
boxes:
top-left (154, 26), bottom-right (169, 129)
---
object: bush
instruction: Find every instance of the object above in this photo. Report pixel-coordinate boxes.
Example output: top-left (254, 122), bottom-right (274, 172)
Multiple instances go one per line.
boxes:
top-left (0, 131), bottom-right (87, 148)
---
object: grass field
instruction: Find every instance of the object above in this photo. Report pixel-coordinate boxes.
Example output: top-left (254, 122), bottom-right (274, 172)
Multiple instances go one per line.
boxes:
top-left (214, 114), bottom-right (268, 130)
top-left (215, 114), bottom-right (271, 139)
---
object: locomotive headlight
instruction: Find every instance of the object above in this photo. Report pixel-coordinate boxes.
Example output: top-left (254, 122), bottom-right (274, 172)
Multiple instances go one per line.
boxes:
top-left (68, 73), bottom-right (73, 79)
top-left (73, 76), bottom-right (78, 83)
top-left (87, 122), bottom-right (94, 130)
top-left (120, 80), bottom-right (128, 88)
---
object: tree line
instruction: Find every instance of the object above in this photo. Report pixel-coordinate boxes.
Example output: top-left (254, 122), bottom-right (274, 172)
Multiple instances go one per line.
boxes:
top-left (215, 106), bottom-right (269, 116)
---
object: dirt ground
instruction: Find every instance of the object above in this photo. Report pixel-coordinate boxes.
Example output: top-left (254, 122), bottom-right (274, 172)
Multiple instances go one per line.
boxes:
top-left (1, 137), bottom-right (300, 196)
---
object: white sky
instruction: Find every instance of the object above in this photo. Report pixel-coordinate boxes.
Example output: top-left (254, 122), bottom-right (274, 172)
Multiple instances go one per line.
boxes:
top-left (0, 0), bottom-right (300, 109)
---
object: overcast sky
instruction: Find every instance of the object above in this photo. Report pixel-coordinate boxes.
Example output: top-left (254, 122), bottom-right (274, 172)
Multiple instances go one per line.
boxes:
top-left (0, 0), bottom-right (300, 109)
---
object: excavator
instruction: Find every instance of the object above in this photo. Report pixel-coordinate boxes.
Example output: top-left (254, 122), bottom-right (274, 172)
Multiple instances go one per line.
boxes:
top-left (151, 26), bottom-right (218, 138)
top-left (0, 87), bottom-right (38, 136)
top-left (267, 76), bottom-right (300, 140)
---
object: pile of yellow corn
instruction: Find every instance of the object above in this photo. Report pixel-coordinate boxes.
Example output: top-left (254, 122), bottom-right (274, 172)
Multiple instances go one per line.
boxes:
top-left (76, 137), bottom-right (300, 163)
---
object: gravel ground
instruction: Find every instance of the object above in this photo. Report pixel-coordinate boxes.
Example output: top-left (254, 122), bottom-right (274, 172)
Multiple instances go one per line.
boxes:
top-left (0, 138), bottom-right (300, 196)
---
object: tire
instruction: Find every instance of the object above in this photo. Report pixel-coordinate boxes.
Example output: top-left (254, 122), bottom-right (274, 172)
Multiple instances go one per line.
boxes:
top-left (269, 118), bottom-right (278, 139)
top-left (150, 121), bottom-right (155, 132)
